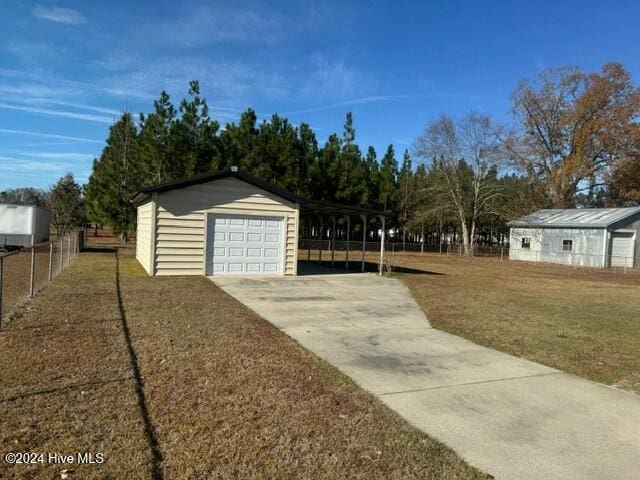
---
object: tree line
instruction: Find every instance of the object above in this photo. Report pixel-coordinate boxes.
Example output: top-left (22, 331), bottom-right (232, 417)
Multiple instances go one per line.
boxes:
top-left (3, 63), bottom-right (639, 254)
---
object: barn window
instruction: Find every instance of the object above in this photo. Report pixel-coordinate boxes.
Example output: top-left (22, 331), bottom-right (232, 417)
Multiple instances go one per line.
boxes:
top-left (521, 237), bottom-right (531, 249)
top-left (563, 240), bottom-right (573, 251)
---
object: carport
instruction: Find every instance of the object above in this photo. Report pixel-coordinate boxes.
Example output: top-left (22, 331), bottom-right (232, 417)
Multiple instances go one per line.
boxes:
top-left (298, 199), bottom-right (387, 275)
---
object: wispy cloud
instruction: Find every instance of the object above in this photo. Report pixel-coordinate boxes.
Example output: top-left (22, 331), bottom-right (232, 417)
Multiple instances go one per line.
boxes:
top-left (32, 5), bottom-right (85, 25)
top-left (20, 98), bottom-right (122, 115)
top-left (0, 128), bottom-right (103, 144)
top-left (298, 56), bottom-right (377, 101)
top-left (282, 95), bottom-right (412, 115)
top-left (0, 159), bottom-right (68, 173)
top-left (11, 151), bottom-right (94, 161)
top-left (0, 102), bottom-right (113, 123)
top-left (138, 5), bottom-right (290, 48)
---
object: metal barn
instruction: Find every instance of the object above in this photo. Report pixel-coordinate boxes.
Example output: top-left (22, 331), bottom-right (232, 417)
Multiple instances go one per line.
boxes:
top-left (508, 208), bottom-right (640, 268)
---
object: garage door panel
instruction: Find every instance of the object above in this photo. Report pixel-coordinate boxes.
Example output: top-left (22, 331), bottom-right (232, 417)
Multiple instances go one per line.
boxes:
top-left (610, 232), bottom-right (635, 268)
top-left (212, 263), bottom-right (225, 273)
top-left (207, 214), bottom-right (283, 275)
top-left (228, 263), bottom-right (244, 273)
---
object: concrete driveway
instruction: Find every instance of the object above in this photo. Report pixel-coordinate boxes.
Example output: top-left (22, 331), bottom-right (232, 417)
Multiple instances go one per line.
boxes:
top-left (212, 270), bottom-right (640, 480)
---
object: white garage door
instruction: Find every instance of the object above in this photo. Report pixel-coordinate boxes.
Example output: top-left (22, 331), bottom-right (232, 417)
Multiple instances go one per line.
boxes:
top-left (206, 214), bottom-right (283, 275)
top-left (610, 232), bottom-right (635, 268)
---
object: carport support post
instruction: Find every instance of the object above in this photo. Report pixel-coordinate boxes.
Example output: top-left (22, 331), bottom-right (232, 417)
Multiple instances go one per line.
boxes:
top-left (331, 216), bottom-right (336, 267)
top-left (318, 216), bottom-right (323, 263)
top-left (307, 217), bottom-right (312, 261)
top-left (345, 215), bottom-right (351, 270)
top-left (379, 215), bottom-right (386, 276)
top-left (361, 214), bottom-right (367, 272)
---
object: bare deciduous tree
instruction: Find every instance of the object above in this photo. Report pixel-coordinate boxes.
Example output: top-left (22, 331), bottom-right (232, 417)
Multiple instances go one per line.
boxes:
top-left (414, 112), bottom-right (504, 256)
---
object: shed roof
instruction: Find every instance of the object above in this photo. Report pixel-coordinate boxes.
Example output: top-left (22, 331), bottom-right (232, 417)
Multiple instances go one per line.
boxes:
top-left (132, 168), bottom-right (387, 217)
top-left (508, 207), bottom-right (640, 228)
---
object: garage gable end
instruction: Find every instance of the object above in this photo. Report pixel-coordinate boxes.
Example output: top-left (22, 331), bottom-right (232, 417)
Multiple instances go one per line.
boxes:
top-left (153, 176), bottom-right (299, 277)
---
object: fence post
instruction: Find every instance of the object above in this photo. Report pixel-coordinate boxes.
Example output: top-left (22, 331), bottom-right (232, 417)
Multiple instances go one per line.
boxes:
top-left (29, 246), bottom-right (36, 298)
top-left (500, 246), bottom-right (504, 261)
top-left (59, 237), bottom-right (64, 274)
top-left (0, 256), bottom-right (4, 328)
top-left (48, 241), bottom-right (53, 282)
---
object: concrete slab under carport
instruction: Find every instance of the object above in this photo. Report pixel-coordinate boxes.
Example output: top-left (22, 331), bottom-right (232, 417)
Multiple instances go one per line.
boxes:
top-left (212, 270), bottom-right (640, 480)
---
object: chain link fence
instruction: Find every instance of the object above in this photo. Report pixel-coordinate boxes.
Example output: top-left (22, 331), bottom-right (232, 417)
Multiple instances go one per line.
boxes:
top-left (299, 238), bottom-right (640, 273)
top-left (0, 230), bottom-right (83, 326)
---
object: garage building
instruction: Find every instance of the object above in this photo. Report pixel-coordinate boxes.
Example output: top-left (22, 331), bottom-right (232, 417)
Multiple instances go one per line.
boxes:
top-left (132, 167), bottom-right (386, 276)
top-left (508, 207), bottom-right (640, 268)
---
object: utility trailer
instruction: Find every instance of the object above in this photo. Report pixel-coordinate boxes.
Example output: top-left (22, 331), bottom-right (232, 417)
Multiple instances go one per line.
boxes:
top-left (0, 204), bottom-right (50, 249)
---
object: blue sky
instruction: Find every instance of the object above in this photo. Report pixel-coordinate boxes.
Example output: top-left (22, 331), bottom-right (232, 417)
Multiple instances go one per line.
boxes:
top-left (1, 0), bottom-right (639, 190)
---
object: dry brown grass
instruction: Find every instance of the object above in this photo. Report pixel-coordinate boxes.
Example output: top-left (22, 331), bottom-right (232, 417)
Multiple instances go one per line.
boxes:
top-left (382, 252), bottom-right (640, 394)
top-left (0, 249), bottom-right (489, 479)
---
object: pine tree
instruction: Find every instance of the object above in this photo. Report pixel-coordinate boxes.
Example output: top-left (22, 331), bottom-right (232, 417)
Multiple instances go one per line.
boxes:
top-left (336, 112), bottom-right (366, 205)
top-left (85, 113), bottom-right (142, 240)
top-left (362, 146), bottom-right (379, 207)
top-left (311, 134), bottom-right (341, 202)
top-left (378, 144), bottom-right (398, 212)
top-left (138, 90), bottom-right (176, 184)
top-left (396, 149), bottom-right (414, 245)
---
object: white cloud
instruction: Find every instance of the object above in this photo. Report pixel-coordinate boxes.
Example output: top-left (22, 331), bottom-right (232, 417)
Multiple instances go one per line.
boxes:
top-left (0, 102), bottom-right (113, 123)
top-left (23, 152), bottom-right (94, 161)
top-left (0, 128), bottom-right (103, 144)
top-left (32, 5), bottom-right (85, 25)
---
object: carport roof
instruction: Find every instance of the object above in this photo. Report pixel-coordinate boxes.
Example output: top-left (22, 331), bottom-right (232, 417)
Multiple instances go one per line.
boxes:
top-left (508, 207), bottom-right (640, 228)
top-left (132, 167), bottom-right (387, 217)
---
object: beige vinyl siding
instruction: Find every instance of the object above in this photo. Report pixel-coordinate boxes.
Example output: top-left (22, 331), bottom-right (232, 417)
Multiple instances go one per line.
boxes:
top-left (154, 177), bottom-right (298, 276)
top-left (135, 200), bottom-right (153, 274)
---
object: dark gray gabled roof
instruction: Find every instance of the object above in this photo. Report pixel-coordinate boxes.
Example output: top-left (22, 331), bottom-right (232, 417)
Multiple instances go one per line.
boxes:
top-left (132, 168), bottom-right (298, 205)
top-left (508, 208), bottom-right (640, 229)
top-left (131, 168), bottom-right (387, 217)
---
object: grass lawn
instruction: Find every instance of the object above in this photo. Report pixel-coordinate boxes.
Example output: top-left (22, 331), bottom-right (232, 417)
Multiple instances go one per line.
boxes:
top-left (388, 252), bottom-right (640, 394)
top-left (0, 249), bottom-right (489, 479)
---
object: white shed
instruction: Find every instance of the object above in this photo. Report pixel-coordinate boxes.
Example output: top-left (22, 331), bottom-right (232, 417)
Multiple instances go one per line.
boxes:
top-left (0, 203), bottom-right (50, 248)
top-left (508, 208), bottom-right (640, 268)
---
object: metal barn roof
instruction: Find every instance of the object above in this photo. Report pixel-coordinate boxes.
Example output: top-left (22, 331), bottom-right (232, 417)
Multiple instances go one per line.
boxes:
top-left (508, 207), bottom-right (640, 228)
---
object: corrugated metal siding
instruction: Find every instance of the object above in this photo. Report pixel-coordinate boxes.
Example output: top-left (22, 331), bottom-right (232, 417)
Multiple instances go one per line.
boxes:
top-left (510, 227), bottom-right (606, 267)
top-left (136, 200), bottom-right (153, 274)
top-left (154, 177), bottom-right (298, 276)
